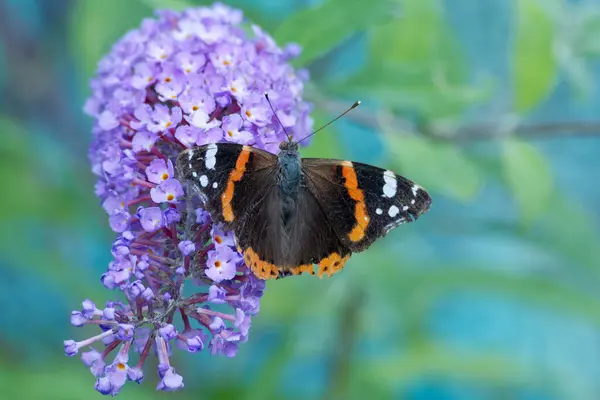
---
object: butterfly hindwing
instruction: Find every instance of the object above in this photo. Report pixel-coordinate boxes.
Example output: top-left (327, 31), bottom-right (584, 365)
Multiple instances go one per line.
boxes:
top-left (302, 159), bottom-right (432, 252)
top-left (176, 143), bottom-right (277, 228)
top-left (234, 181), bottom-right (352, 279)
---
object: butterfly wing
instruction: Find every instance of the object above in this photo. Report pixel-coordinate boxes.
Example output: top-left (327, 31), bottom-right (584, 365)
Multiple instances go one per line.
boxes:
top-left (234, 181), bottom-right (352, 280)
top-left (302, 159), bottom-right (431, 253)
top-left (176, 143), bottom-right (278, 229)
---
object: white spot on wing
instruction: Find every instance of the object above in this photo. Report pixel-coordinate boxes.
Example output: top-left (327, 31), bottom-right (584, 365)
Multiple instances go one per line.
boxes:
top-left (411, 184), bottom-right (420, 197)
top-left (192, 171), bottom-right (197, 178)
top-left (199, 175), bottom-right (209, 187)
top-left (402, 205), bottom-right (409, 211)
top-left (388, 205), bottom-right (400, 217)
top-left (212, 182), bottom-right (218, 188)
top-left (187, 151), bottom-right (194, 161)
top-left (382, 170), bottom-right (397, 198)
top-left (376, 208), bottom-right (383, 215)
top-left (205, 143), bottom-right (218, 170)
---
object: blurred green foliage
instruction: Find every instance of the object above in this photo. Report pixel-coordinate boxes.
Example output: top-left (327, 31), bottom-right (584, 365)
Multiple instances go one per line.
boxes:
top-left (2, 0), bottom-right (600, 399)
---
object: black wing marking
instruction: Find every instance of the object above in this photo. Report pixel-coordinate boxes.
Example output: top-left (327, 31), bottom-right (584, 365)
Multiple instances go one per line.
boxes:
top-left (302, 159), bottom-right (431, 252)
top-left (176, 143), bottom-right (277, 229)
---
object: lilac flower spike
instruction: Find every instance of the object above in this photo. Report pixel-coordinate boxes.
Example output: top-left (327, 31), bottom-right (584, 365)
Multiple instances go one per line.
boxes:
top-left (65, 3), bottom-right (311, 396)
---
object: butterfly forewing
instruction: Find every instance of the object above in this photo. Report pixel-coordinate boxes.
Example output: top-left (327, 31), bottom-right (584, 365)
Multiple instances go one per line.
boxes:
top-left (302, 159), bottom-right (431, 252)
top-left (176, 143), bottom-right (277, 228)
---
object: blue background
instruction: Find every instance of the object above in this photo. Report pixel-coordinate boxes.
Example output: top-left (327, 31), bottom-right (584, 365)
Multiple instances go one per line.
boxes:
top-left (1, 0), bottom-right (600, 399)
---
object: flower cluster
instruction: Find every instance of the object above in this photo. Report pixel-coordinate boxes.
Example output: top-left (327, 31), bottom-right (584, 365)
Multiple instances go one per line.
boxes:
top-left (63, 3), bottom-right (312, 395)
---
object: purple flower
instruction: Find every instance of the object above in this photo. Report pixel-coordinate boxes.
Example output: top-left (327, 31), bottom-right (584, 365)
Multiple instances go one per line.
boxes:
top-left (70, 311), bottom-right (87, 327)
top-left (174, 125), bottom-right (199, 148)
top-left (64, 340), bottom-right (78, 356)
top-left (98, 110), bottom-right (119, 130)
top-left (109, 210), bottom-right (130, 233)
top-left (211, 225), bottom-right (235, 247)
top-left (81, 349), bottom-right (102, 367)
top-left (146, 159), bottom-right (175, 184)
top-left (150, 178), bottom-right (184, 203)
top-left (138, 207), bottom-right (164, 232)
top-left (159, 324), bottom-right (177, 341)
top-left (131, 130), bottom-right (158, 153)
top-left (146, 104), bottom-right (183, 133)
top-left (157, 367), bottom-right (184, 391)
top-left (197, 127), bottom-right (224, 146)
top-left (208, 285), bottom-right (226, 304)
top-left (66, 3), bottom-right (311, 395)
top-left (206, 246), bottom-right (239, 282)
top-left (117, 324), bottom-right (134, 341)
top-left (221, 114), bottom-right (254, 144)
top-left (127, 367), bottom-right (144, 384)
top-left (178, 240), bottom-right (195, 256)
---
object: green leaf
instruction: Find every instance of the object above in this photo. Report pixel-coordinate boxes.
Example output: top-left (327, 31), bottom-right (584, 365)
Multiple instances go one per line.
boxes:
top-left (513, 0), bottom-right (558, 112)
top-left (274, 0), bottom-right (392, 67)
top-left (501, 139), bottom-right (553, 224)
top-left (385, 133), bottom-right (481, 201)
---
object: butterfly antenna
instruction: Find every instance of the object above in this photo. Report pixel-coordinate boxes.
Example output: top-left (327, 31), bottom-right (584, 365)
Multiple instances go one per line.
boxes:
top-left (297, 100), bottom-right (361, 144)
top-left (264, 92), bottom-right (291, 141)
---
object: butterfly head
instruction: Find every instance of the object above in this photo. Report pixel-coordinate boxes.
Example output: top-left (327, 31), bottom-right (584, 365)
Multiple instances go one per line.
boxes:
top-left (279, 139), bottom-right (298, 153)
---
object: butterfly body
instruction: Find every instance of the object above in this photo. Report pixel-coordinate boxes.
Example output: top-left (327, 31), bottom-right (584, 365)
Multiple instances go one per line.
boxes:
top-left (275, 141), bottom-right (303, 226)
top-left (176, 141), bottom-right (431, 280)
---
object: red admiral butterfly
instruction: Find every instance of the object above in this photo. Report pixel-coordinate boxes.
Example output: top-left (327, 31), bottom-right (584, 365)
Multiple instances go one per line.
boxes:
top-left (176, 98), bottom-right (431, 280)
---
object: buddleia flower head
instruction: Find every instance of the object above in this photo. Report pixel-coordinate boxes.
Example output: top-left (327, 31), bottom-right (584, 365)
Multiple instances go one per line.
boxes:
top-left (64, 3), bottom-right (312, 395)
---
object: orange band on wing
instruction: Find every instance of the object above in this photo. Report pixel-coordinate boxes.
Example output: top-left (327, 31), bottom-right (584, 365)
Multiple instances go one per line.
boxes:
top-left (317, 252), bottom-right (351, 278)
top-left (341, 164), bottom-right (370, 242)
top-left (243, 247), bottom-right (281, 280)
top-left (243, 248), bottom-right (349, 280)
top-left (221, 147), bottom-right (251, 222)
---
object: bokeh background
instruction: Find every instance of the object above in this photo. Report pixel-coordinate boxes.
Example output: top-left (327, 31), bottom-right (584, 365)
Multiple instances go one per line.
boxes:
top-left (2, 0), bottom-right (600, 399)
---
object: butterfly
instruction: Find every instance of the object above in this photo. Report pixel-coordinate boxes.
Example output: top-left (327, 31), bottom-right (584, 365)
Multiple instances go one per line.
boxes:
top-left (176, 100), bottom-right (431, 280)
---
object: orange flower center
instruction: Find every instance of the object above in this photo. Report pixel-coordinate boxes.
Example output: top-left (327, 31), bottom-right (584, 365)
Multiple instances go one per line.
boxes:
top-left (245, 110), bottom-right (252, 118)
top-left (215, 260), bottom-right (222, 268)
top-left (165, 121), bottom-right (172, 128)
top-left (166, 194), bottom-right (175, 201)
top-left (215, 236), bottom-right (223, 244)
top-left (192, 105), bottom-right (199, 111)
top-left (161, 173), bottom-right (169, 180)
top-left (227, 130), bottom-right (233, 137)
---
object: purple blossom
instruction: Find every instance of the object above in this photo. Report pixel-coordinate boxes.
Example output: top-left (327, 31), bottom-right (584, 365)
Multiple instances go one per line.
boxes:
top-left (138, 207), bottom-right (164, 232)
top-left (150, 178), bottom-right (184, 203)
top-left (65, 3), bottom-right (312, 396)
top-left (146, 159), bottom-right (175, 184)
top-left (157, 367), bottom-right (184, 391)
top-left (109, 210), bottom-right (130, 232)
top-left (206, 246), bottom-right (239, 282)
top-left (208, 285), bottom-right (226, 304)
top-left (174, 125), bottom-right (199, 148)
top-left (146, 104), bottom-right (183, 133)
top-left (178, 240), bottom-right (195, 256)
top-left (159, 324), bottom-right (178, 341)
top-left (131, 130), bottom-right (158, 153)
top-left (221, 114), bottom-right (254, 144)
